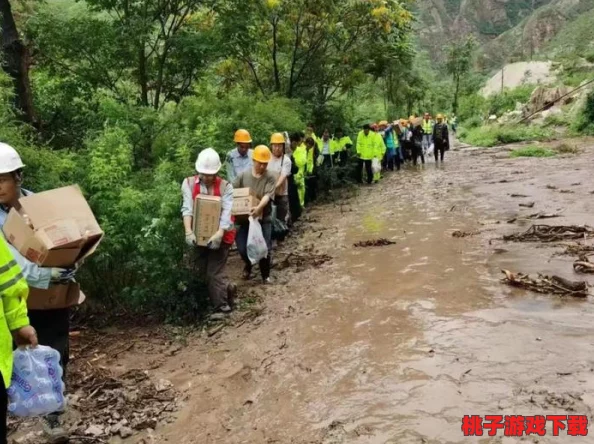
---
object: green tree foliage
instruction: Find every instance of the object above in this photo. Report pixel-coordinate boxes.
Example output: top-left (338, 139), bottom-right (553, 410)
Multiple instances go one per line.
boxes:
top-left (446, 36), bottom-right (476, 114)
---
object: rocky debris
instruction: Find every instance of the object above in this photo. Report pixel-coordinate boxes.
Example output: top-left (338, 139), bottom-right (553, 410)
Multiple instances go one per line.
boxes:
top-left (353, 238), bottom-right (396, 248)
top-left (503, 225), bottom-right (594, 243)
top-left (66, 366), bottom-right (178, 441)
top-left (573, 255), bottom-right (594, 274)
top-left (524, 85), bottom-right (573, 117)
top-left (276, 252), bottom-right (332, 271)
top-left (501, 269), bottom-right (588, 298)
top-left (452, 230), bottom-right (480, 238)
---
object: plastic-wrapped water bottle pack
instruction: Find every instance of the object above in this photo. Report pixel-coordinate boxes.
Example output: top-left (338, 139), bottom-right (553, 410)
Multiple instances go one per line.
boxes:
top-left (7, 346), bottom-right (67, 417)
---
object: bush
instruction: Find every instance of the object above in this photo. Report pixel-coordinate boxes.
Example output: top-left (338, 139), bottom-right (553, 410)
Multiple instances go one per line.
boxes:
top-left (461, 115), bottom-right (483, 129)
top-left (572, 91), bottom-right (594, 135)
top-left (555, 142), bottom-right (580, 154)
top-left (510, 146), bottom-right (556, 158)
top-left (459, 124), bottom-right (554, 147)
top-left (486, 85), bottom-right (534, 116)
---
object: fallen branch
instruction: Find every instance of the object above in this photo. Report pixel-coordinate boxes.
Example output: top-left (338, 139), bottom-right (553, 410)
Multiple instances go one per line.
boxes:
top-left (573, 255), bottom-right (594, 274)
top-left (501, 269), bottom-right (588, 297)
top-left (452, 230), bottom-right (480, 238)
top-left (503, 225), bottom-right (594, 243)
top-left (353, 238), bottom-right (396, 248)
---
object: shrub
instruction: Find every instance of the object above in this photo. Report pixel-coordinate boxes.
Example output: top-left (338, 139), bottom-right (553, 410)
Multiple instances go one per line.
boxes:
top-left (510, 146), bottom-right (556, 158)
top-left (486, 85), bottom-right (534, 116)
top-left (555, 143), bottom-right (580, 154)
top-left (459, 124), bottom-right (555, 147)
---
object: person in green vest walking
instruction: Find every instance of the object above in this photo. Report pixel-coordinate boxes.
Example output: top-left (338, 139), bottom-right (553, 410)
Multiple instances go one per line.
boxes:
top-left (331, 128), bottom-right (353, 167)
top-left (422, 113), bottom-right (434, 156)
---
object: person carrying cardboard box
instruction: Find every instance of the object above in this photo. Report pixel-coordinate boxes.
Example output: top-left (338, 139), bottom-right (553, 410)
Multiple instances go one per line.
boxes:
top-left (0, 143), bottom-right (75, 443)
top-left (232, 145), bottom-right (277, 284)
top-left (181, 148), bottom-right (237, 314)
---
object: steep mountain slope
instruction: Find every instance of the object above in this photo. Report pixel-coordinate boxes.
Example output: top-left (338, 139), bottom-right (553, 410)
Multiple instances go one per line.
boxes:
top-left (415, 0), bottom-right (594, 72)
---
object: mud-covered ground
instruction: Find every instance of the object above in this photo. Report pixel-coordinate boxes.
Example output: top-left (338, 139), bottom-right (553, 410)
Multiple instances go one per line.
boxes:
top-left (11, 138), bottom-right (594, 444)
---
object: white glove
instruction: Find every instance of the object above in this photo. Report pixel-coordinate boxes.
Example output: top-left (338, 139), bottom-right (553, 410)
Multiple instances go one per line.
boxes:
top-left (51, 267), bottom-right (76, 282)
top-left (185, 233), bottom-right (196, 246)
top-left (207, 229), bottom-right (224, 250)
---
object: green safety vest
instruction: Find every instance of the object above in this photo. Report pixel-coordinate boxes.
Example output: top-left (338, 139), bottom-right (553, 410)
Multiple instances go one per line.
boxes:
top-left (0, 235), bottom-right (30, 387)
top-left (356, 131), bottom-right (378, 160)
top-left (422, 119), bottom-right (434, 134)
top-left (331, 136), bottom-right (353, 154)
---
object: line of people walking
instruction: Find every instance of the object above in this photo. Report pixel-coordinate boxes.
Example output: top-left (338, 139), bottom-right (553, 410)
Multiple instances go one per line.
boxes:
top-left (181, 116), bottom-right (451, 315)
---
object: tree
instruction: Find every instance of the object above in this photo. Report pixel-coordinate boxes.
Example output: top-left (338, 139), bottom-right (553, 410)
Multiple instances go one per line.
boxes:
top-left (446, 36), bottom-right (476, 114)
top-left (0, 0), bottom-right (36, 124)
top-left (215, 0), bottom-right (413, 107)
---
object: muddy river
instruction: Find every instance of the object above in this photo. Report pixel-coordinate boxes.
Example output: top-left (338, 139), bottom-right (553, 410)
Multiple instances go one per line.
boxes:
top-left (45, 140), bottom-right (594, 444)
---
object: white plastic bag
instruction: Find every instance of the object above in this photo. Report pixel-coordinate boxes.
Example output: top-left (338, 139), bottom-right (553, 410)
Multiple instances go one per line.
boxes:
top-left (427, 142), bottom-right (434, 157)
top-left (8, 346), bottom-right (66, 417)
top-left (246, 216), bottom-right (268, 265)
top-left (317, 154), bottom-right (324, 166)
top-left (371, 158), bottom-right (381, 174)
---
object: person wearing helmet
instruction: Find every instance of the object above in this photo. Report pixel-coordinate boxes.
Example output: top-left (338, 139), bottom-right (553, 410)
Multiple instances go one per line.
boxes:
top-left (410, 117), bottom-right (425, 166)
top-left (182, 148), bottom-right (237, 313)
top-left (0, 143), bottom-right (75, 442)
top-left (422, 113), bottom-right (434, 156)
top-left (226, 129), bottom-right (254, 183)
top-left (433, 114), bottom-right (450, 163)
top-left (371, 124), bottom-right (386, 183)
top-left (355, 124), bottom-right (375, 184)
top-left (304, 137), bottom-right (320, 204)
top-left (233, 145), bottom-right (277, 284)
top-left (267, 133), bottom-right (292, 224)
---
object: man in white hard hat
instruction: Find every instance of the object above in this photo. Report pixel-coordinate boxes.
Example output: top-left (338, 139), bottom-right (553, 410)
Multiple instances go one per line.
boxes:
top-left (181, 148), bottom-right (237, 314)
top-left (0, 142), bottom-right (74, 443)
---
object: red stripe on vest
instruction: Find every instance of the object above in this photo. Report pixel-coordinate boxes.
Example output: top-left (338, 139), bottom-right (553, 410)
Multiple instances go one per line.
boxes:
top-left (190, 175), bottom-right (236, 245)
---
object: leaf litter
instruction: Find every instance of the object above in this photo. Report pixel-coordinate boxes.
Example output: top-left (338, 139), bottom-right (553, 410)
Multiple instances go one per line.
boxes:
top-left (501, 270), bottom-right (588, 298)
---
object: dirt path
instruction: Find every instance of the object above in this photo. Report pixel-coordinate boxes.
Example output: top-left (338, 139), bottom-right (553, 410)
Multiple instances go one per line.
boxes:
top-left (16, 138), bottom-right (594, 444)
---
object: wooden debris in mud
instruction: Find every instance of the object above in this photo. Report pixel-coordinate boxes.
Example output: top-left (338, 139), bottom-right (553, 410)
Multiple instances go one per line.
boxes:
top-left (573, 255), bottom-right (594, 274)
top-left (510, 193), bottom-right (529, 198)
top-left (503, 225), bottom-right (594, 243)
top-left (501, 270), bottom-right (588, 298)
top-left (276, 252), bottom-right (332, 270)
top-left (559, 243), bottom-right (594, 256)
top-left (519, 202), bottom-right (535, 208)
top-left (452, 230), bottom-right (480, 238)
top-left (353, 238), bottom-right (396, 248)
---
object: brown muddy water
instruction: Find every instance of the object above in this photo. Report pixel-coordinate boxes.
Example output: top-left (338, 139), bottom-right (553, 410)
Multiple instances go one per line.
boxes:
top-left (115, 141), bottom-right (594, 443)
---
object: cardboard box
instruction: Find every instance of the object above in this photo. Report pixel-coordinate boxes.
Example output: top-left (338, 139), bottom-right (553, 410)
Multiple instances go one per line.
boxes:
top-left (193, 195), bottom-right (221, 247)
top-left (27, 282), bottom-right (85, 310)
top-left (3, 185), bottom-right (104, 267)
top-left (232, 188), bottom-right (260, 220)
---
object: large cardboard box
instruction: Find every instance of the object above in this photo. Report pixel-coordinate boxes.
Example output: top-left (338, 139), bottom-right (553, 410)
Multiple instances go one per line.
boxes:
top-left (193, 195), bottom-right (221, 247)
top-left (27, 282), bottom-right (85, 310)
top-left (232, 188), bottom-right (260, 220)
top-left (3, 185), bottom-right (103, 267)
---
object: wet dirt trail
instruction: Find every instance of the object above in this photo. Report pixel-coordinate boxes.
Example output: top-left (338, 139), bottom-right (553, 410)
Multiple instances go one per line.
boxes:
top-left (135, 139), bottom-right (594, 444)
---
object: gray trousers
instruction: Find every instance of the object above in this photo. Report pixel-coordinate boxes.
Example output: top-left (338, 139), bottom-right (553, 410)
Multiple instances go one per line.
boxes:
top-left (422, 134), bottom-right (432, 153)
top-left (193, 243), bottom-right (231, 308)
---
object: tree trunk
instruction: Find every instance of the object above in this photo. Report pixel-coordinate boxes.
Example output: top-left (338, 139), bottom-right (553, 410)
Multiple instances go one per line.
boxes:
top-left (0, 0), bottom-right (36, 124)
top-left (272, 17), bottom-right (281, 93)
top-left (453, 74), bottom-right (460, 114)
top-left (138, 44), bottom-right (149, 106)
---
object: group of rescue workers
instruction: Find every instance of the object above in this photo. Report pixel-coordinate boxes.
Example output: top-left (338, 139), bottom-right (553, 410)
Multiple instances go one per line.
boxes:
top-left (181, 112), bottom-right (453, 315)
top-left (0, 112), bottom-right (454, 443)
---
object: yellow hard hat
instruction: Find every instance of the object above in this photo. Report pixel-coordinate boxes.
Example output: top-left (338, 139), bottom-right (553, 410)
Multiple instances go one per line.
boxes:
top-left (379, 120), bottom-right (388, 126)
top-left (436, 113), bottom-right (444, 120)
top-left (253, 145), bottom-right (272, 163)
top-left (234, 129), bottom-right (252, 143)
top-left (270, 132), bottom-right (285, 144)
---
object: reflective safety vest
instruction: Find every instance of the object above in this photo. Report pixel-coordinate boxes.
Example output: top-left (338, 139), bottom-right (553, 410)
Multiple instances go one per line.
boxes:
top-left (356, 131), bottom-right (377, 160)
top-left (423, 119), bottom-right (434, 134)
top-left (0, 235), bottom-right (30, 388)
top-left (293, 144), bottom-right (307, 184)
top-left (332, 136), bottom-right (353, 154)
top-left (374, 132), bottom-right (386, 158)
top-left (188, 176), bottom-right (236, 244)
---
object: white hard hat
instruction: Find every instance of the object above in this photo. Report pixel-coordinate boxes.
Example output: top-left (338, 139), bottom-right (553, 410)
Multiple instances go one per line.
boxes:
top-left (195, 148), bottom-right (221, 174)
top-left (0, 143), bottom-right (25, 174)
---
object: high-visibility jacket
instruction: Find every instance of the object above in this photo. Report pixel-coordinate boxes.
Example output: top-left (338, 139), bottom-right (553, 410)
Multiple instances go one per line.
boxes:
top-left (0, 235), bottom-right (30, 387)
top-left (422, 119), bottom-right (434, 134)
top-left (356, 131), bottom-right (377, 160)
top-left (293, 144), bottom-right (307, 183)
top-left (374, 132), bottom-right (386, 159)
top-left (331, 136), bottom-right (353, 154)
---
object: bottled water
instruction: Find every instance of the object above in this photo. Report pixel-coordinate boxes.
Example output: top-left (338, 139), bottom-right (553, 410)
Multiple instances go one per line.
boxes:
top-left (8, 346), bottom-right (66, 417)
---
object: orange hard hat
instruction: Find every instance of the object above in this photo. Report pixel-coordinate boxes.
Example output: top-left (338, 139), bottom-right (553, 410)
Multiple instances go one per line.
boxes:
top-left (234, 129), bottom-right (252, 143)
top-left (253, 145), bottom-right (272, 163)
top-left (270, 132), bottom-right (285, 144)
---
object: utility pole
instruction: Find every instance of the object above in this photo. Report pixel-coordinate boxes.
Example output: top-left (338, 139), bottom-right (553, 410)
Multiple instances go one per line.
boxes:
top-left (501, 64), bottom-right (505, 93)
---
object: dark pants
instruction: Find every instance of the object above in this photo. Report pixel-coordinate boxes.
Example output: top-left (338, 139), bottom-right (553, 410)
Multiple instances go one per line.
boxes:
top-left (236, 221), bottom-right (272, 281)
top-left (193, 244), bottom-right (231, 309)
top-left (322, 154), bottom-right (333, 168)
top-left (305, 176), bottom-right (318, 205)
top-left (412, 144), bottom-right (425, 165)
top-left (274, 195), bottom-right (289, 223)
top-left (434, 142), bottom-right (446, 162)
top-left (337, 151), bottom-right (348, 167)
top-left (0, 373), bottom-right (6, 444)
top-left (28, 308), bottom-right (70, 421)
top-left (357, 159), bottom-right (373, 184)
